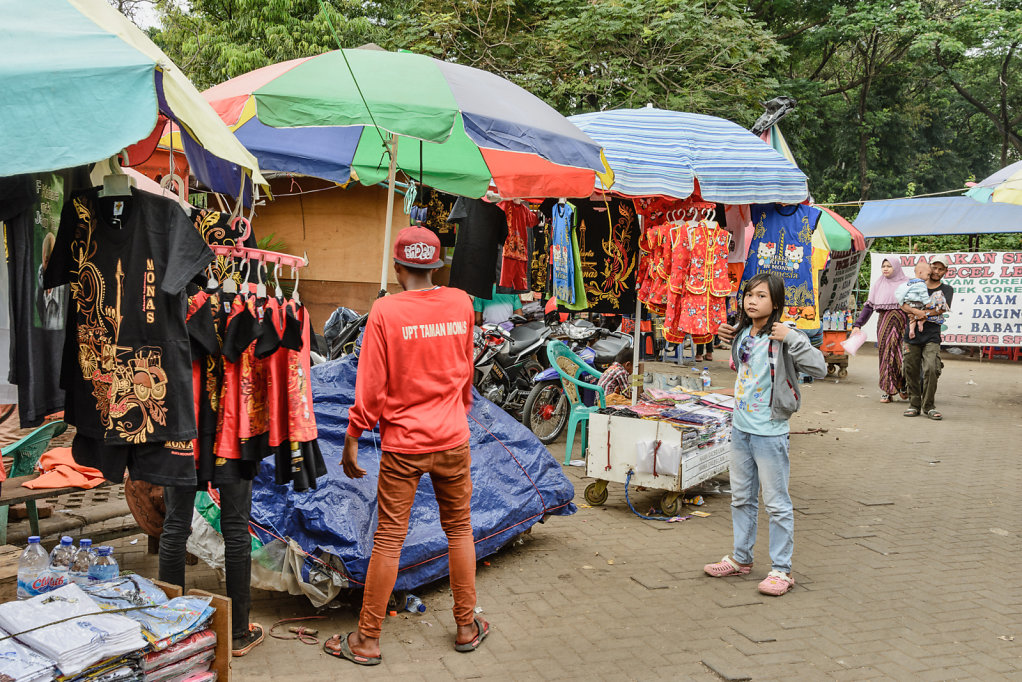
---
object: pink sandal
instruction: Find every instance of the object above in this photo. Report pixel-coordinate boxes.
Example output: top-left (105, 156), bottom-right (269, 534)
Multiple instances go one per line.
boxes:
top-left (757, 570), bottom-right (794, 596)
top-left (704, 555), bottom-right (752, 577)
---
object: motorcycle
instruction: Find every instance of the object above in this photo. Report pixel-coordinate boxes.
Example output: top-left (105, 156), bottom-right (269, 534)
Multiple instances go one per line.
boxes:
top-left (523, 320), bottom-right (633, 444)
top-left (473, 315), bottom-right (552, 418)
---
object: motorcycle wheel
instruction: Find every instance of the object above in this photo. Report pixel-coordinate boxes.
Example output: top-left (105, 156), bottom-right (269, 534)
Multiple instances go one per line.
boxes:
top-left (523, 379), bottom-right (569, 445)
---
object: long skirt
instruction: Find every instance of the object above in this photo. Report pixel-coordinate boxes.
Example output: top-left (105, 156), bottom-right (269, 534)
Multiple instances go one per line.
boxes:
top-left (876, 308), bottom-right (908, 395)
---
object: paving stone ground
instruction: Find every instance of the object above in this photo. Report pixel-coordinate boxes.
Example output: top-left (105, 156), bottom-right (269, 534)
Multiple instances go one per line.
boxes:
top-left (106, 347), bottom-right (1020, 681)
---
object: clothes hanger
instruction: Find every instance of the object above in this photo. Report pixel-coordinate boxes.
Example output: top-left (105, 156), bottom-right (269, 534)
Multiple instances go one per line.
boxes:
top-left (273, 262), bottom-right (284, 300)
top-left (255, 260), bottom-right (267, 299)
top-left (98, 154), bottom-right (135, 198)
top-left (205, 262), bottom-right (218, 291)
top-left (222, 257), bottom-right (238, 295)
top-left (290, 264), bottom-right (302, 305)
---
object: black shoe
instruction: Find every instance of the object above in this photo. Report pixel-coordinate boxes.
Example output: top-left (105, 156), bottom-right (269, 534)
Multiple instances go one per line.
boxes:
top-left (232, 623), bottom-right (265, 657)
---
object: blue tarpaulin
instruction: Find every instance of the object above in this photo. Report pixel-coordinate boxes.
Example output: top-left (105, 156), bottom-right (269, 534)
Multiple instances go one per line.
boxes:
top-left (248, 355), bottom-right (576, 593)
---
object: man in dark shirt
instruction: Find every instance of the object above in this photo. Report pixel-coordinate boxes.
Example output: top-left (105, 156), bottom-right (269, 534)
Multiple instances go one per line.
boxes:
top-left (901, 257), bottom-right (954, 420)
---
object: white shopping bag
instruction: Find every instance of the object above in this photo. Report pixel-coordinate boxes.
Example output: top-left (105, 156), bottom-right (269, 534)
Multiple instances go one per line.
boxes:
top-left (635, 440), bottom-right (657, 474)
top-left (655, 442), bottom-right (683, 476)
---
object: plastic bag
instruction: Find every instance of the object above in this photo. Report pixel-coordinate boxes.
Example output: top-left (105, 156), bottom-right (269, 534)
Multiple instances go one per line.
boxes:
top-left (841, 329), bottom-right (866, 356)
top-left (144, 648), bottom-right (214, 682)
top-left (142, 630), bottom-right (217, 672)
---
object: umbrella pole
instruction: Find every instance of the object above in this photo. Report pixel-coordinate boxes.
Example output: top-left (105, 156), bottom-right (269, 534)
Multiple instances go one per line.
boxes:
top-left (379, 135), bottom-right (400, 296)
top-left (632, 215), bottom-right (643, 406)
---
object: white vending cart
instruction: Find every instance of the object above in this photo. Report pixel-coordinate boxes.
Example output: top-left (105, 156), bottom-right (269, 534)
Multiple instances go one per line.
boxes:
top-left (584, 412), bottom-right (730, 515)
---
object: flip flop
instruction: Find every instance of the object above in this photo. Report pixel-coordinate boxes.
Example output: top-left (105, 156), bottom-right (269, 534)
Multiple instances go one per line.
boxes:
top-left (880, 394), bottom-right (892, 403)
top-left (926, 409), bottom-right (943, 421)
top-left (323, 633), bottom-right (382, 666)
top-left (454, 617), bottom-right (490, 653)
top-left (903, 407), bottom-right (920, 417)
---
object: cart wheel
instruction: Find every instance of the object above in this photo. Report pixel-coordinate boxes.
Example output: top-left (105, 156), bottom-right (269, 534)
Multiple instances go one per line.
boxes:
top-left (838, 368), bottom-right (848, 378)
top-left (584, 481), bottom-right (609, 506)
top-left (827, 364), bottom-right (837, 376)
top-left (660, 492), bottom-right (681, 516)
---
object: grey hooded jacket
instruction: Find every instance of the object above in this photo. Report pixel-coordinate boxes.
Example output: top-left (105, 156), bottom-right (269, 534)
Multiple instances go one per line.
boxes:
top-left (729, 328), bottom-right (828, 422)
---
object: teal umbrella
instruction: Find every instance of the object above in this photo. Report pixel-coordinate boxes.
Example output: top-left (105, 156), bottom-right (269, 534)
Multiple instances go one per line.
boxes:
top-left (0, 0), bottom-right (264, 194)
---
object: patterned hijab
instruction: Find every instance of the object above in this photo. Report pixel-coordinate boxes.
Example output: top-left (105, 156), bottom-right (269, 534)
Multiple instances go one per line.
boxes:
top-left (867, 256), bottom-right (909, 309)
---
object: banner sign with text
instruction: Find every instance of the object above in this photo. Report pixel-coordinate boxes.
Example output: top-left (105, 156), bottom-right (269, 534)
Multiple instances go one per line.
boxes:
top-left (866, 252), bottom-right (1022, 346)
top-left (819, 248), bottom-right (869, 315)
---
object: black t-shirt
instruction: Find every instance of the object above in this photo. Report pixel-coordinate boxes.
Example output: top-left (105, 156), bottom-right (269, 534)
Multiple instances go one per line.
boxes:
top-left (447, 197), bottom-right (507, 298)
top-left (905, 282), bottom-right (954, 346)
top-left (0, 170), bottom-right (90, 426)
top-left (45, 188), bottom-right (214, 444)
top-left (572, 198), bottom-right (639, 314)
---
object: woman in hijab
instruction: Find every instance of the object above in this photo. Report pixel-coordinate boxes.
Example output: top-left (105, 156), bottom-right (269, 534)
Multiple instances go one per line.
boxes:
top-left (852, 256), bottom-right (909, 402)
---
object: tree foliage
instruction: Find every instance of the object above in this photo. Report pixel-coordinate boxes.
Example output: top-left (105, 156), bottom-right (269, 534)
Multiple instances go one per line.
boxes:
top-left (145, 0), bottom-right (1022, 207)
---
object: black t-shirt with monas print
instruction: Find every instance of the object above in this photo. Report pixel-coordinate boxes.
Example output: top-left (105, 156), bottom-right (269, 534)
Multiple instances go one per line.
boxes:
top-left (44, 188), bottom-right (214, 444)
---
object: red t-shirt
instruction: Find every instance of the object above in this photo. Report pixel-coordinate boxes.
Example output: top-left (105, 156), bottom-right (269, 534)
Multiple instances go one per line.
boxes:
top-left (347, 287), bottom-right (475, 454)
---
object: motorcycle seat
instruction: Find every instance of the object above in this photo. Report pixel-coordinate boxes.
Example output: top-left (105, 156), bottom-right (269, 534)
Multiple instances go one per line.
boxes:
top-left (591, 335), bottom-right (631, 367)
top-left (507, 323), bottom-right (544, 354)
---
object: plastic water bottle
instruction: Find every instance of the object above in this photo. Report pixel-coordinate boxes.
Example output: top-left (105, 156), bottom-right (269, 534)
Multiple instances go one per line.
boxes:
top-left (700, 367), bottom-right (711, 391)
top-left (49, 536), bottom-right (75, 575)
top-left (403, 594), bottom-right (426, 613)
top-left (88, 546), bottom-right (119, 583)
top-left (17, 536), bottom-right (55, 599)
top-left (822, 311), bottom-right (832, 331)
top-left (69, 539), bottom-right (95, 586)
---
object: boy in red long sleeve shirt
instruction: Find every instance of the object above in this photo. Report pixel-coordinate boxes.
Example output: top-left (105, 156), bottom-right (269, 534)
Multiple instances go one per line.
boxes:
top-left (325, 226), bottom-right (489, 666)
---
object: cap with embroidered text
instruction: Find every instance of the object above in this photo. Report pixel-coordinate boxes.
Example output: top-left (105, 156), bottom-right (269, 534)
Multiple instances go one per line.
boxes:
top-left (393, 226), bottom-right (443, 269)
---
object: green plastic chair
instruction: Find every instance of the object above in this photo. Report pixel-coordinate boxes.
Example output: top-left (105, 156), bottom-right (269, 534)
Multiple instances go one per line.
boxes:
top-left (546, 340), bottom-right (606, 465)
top-left (0, 420), bottom-right (68, 545)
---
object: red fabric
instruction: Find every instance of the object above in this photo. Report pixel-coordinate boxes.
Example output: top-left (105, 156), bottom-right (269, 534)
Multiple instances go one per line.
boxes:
top-left (497, 202), bottom-right (539, 291)
top-left (238, 297), bottom-right (269, 441)
top-left (215, 296), bottom-right (246, 460)
top-left (22, 447), bottom-right (105, 489)
top-left (265, 299), bottom-right (290, 448)
top-left (481, 148), bottom-right (598, 199)
top-left (347, 288), bottom-right (474, 454)
top-left (286, 301), bottom-right (318, 443)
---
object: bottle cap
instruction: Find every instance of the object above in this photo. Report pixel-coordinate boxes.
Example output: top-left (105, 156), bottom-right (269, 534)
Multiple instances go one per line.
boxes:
top-left (27, 536), bottom-right (40, 543)
top-left (60, 536), bottom-right (73, 545)
top-left (96, 546), bottom-right (113, 556)
top-left (79, 539), bottom-right (92, 547)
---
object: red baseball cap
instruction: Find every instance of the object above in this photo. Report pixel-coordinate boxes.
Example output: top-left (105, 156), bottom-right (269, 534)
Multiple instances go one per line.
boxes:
top-left (393, 226), bottom-right (443, 269)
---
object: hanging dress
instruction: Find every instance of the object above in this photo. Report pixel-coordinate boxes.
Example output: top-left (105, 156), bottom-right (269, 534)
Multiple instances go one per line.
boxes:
top-left (675, 221), bottom-right (731, 341)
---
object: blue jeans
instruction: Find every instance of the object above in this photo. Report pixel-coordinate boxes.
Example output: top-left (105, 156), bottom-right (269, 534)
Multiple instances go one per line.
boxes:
top-left (729, 428), bottom-right (794, 573)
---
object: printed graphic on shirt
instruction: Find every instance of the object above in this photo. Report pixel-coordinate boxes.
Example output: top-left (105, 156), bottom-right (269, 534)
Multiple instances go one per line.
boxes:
top-left (34, 174), bottom-right (67, 331)
top-left (577, 200), bottom-right (637, 312)
top-left (401, 320), bottom-right (469, 340)
top-left (72, 229), bottom-right (170, 444)
top-left (735, 345), bottom-right (769, 416)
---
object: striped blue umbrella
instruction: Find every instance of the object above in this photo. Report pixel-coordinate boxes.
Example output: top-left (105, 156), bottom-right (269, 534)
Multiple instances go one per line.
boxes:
top-left (569, 107), bottom-right (808, 204)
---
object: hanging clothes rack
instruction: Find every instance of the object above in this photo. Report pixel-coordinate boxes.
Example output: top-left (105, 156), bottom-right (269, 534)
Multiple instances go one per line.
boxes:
top-left (208, 217), bottom-right (309, 270)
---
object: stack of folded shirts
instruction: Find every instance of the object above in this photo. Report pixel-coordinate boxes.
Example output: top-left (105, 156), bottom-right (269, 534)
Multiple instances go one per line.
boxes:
top-left (0, 584), bottom-right (147, 678)
top-left (59, 653), bottom-right (142, 682)
top-left (0, 627), bottom-right (56, 682)
top-left (142, 630), bottom-right (217, 682)
top-left (131, 597), bottom-right (214, 650)
top-left (141, 630), bottom-right (216, 679)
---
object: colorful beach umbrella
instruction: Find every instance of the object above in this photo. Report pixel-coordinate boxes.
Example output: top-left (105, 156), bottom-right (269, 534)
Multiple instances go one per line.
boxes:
top-left (0, 0), bottom-right (265, 194)
top-left (966, 160), bottom-right (1022, 205)
top-left (568, 107), bottom-right (808, 204)
top-left (197, 50), bottom-right (612, 200)
top-left (198, 48), bottom-right (612, 289)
